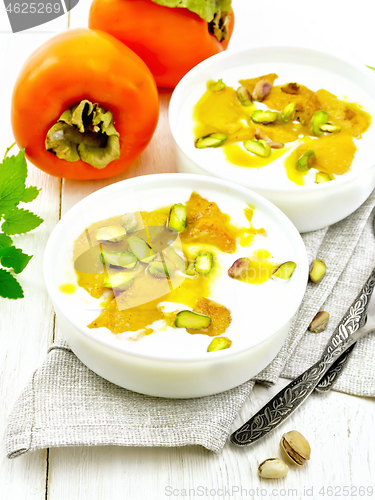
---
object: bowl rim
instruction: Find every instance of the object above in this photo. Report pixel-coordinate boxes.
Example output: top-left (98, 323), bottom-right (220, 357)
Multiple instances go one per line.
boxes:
top-left (169, 44), bottom-right (375, 193)
top-left (43, 173), bottom-right (308, 362)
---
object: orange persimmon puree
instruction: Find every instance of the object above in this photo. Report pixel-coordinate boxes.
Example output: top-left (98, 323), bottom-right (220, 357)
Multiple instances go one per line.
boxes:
top-left (193, 74), bottom-right (371, 185)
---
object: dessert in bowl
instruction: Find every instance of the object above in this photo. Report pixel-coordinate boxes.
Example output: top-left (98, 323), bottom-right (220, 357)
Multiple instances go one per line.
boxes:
top-left (43, 174), bottom-right (308, 398)
top-left (169, 46), bottom-right (375, 232)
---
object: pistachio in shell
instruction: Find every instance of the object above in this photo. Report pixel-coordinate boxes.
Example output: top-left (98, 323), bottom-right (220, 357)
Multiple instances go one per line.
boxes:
top-left (280, 430), bottom-right (311, 466)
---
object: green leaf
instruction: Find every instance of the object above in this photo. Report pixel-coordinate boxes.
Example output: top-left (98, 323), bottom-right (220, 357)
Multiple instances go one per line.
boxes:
top-left (21, 186), bottom-right (41, 203)
top-left (0, 268), bottom-right (24, 299)
top-left (2, 207), bottom-right (43, 235)
top-left (0, 246), bottom-right (32, 274)
top-left (150, 0), bottom-right (231, 22)
top-left (0, 233), bottom-right (13, 248)
top-left (0, 149), bottom-right (27, 216)
top-left (366, 65), bottom-right (375, 71)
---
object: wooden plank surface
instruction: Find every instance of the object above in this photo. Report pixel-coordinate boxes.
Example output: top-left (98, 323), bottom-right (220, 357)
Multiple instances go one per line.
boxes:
top-left (1, 1), bottom-right (375, 499)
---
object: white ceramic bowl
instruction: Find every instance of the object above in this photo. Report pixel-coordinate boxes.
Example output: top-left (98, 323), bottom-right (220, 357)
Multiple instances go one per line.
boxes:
top-left (169, 46), bottom-right (375, 233)
top-left (43, 174), bottom-right (308, 398)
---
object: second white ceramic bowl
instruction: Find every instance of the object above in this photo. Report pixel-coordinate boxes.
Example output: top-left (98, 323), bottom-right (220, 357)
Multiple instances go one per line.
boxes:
top-left (169, 46), bottom-right (375, 232)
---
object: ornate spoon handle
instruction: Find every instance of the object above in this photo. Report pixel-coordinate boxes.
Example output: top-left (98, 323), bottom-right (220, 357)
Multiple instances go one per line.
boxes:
top-left (231, 268), bottom-right (375, 447)
top-left (315, 343), bottom-right (356, 392)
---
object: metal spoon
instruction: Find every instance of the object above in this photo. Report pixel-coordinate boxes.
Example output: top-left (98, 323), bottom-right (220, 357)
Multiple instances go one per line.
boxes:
top-left (231, 265), bottom-right (375, 446)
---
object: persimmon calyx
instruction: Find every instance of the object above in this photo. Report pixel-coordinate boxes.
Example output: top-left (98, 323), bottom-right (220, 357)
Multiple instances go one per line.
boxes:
top-left (208, 9), bottom-right (231, 42)
top-left (45, 100), bottom-right (120, 169)
top-left (151, 0), bottom-right (232, 41)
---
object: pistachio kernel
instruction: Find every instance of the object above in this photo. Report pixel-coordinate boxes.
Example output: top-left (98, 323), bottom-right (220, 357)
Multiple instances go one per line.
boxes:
top-left (309, 259), bottom-right (327, 283)
top-left (95, 225), bottom-right (127, 243)
top-left (252, 80), bottom-right (272, 101)
top-left (320, 122), bottom-right (342, 133)
top-left (258, 458), bottom-right (289, 479)
top-left (251, 109), bottom-right (279, 124)
top-left (228, 258), bottom-right (250, 280)
top-left (195, 133), bottom-right (227, 149)
top-left (297, 150), bottom-right (316, 172)
top-left (255, 128), bottom-right (284, 149)
top-left (316, 172), bottom-right (333, 183)
top-left (207, 337), bottom-right (232, 352)
top-left (243, 139), bottom-right (271, 157)
top-left (280, 431), bottom-right (311, 466)
top-left (311, 110), bottom-right (328, 136)
top-left (308, 311), bottom-right (330, 333)
top-left (237, 86), bottom-right (252, 106)
top-left (209, 79), bottom-right (226, 92)
top-left (281, 102), bottom-right (296, 123)
top-left (281, 82), bottom-right (300, 95)
top-left (272, 261), bottom-right (297, 280)
top-left (121, 213), bottom-right (138, 232)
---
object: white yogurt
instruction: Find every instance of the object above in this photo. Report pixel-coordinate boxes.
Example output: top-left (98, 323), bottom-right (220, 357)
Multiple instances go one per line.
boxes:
top-left (55, 185), bottom-right (305, 359)
top-left (176, 62), bottom-right (375, 189)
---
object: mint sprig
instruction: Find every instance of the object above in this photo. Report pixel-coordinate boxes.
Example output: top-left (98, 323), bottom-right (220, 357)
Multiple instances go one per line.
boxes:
top-left (0, 145), bottom-right (44, 299)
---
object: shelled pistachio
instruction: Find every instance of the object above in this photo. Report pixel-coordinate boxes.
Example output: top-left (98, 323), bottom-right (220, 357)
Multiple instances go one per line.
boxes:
top-left (316, 172), bottom-right (332, 183)
top-left (228, 257), bottom-right (249, 279)
top-left (237, 86), bottom-right (252, 106)
top-left (308, 311), bottom-right (330, 333)
top-left (252, 80), bottom-right (272, 101)
top-left (195, 133), bottom-right (227, 149)
top-left (207, 337), bottom-right (232, 352)
top-left (280, 102), bottom-right (296, 123)
top-left (121, 213), bottom-right (138, 232)
top-left (209, 78), bottom-right (226, 92)
top-left (311, 110), bottom-right (328, 136)
top-left (258, 458), bottom-right (289, 479)
top-left (309, 259), bottom-right (327, 283)
top-left (243, 139), bottom-right (271, 157)
top-left (255, 128), bottom-right (284, 149)
top-left (251, 110), bottom-right (279, 124)
top-left (272, 261), bottom-right (297, 280)
top-left (297, 150), bottom-right (316, 172)
top-left (95, 225), bottom-right (126, 243)
top-left (320, 122), bottom-right (341, 133)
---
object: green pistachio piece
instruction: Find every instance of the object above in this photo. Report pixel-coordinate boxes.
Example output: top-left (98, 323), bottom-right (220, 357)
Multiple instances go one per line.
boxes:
top-left (95, 225), bottom-right (126, 243)
top-left (121, 213), bottom-right (138, 232)
top-left (209, 78), bottom-right (226, 91)
top-left (316, 172), bottom-right (333, 183)
top-left (168, 203), bottom-right (187, 233)
top-left (311, 110), bottom-right (328, 136)
top-left (103, 272), bottom-right (134, 290)
top-left (194, 251), bottom-right (213, 274)
top-left (207, 336), bottom-right (232, 352)
top-left (185, 262), bottom-right (197, 276)
top-left (272, 261), bottom-right (297, 280)
top-left (297, 150), bottom-right (316, 172)
top-left (101, 250), bottom-right (137, 269)
top-left (243, 139), bottom-right (271, 157)
top-left (237, 86), bottom-right (252, 106)
top-left (127, 235), bottom-right (155, 263)
top-left (308, 311), bottom-right (330, 333)
top-left (174, 310), bottom-right (211, 329)
top-left (163, 246), bottom-right (187, 273)
top-left (320, 122), bottom-right (342, 133)
top-left (280, 102), bottom-right (296, 123)
top-left (309, 259), bottom-right (327, 283)
top-left (251, 110), bottom-right (279, 124)
top-left (147, 260), bottom-right (173, 279)
top-left (195, 133), bottom-right (227, 149)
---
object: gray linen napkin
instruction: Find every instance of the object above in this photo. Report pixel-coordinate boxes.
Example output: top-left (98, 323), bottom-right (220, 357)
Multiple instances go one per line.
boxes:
top-left (6, 190), bottom-right (375, 459)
